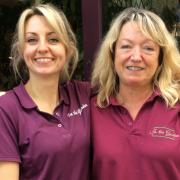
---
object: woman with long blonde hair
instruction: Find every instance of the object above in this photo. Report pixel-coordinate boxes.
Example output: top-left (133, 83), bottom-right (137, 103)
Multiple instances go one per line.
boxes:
top-left (91, 7), bottom-right (180, 180)
top-left (0, 4), bottom-right (90, 180)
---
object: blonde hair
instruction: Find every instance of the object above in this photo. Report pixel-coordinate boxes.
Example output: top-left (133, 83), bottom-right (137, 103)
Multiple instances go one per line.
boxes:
top-left (11, 3), bottom-right (78, 83)
top-left (91, 7), bottom-right (180, 107)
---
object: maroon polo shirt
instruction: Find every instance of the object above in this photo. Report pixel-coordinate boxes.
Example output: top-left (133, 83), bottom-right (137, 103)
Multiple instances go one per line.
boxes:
top-left (0, 80), bottom-right (90, 180)
top-left (91, 91), bottom-right (180, 180)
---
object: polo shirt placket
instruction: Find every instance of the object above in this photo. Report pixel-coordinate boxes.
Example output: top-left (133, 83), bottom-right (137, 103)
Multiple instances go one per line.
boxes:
top-left (0, 80), bottom-right (90, 180)
top-left (91, 92), bottom-right (180, 180)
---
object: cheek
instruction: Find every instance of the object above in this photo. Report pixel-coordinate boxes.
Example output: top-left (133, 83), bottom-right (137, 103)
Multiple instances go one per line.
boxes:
top-left (114, 53), bottom-right (126, 70)
top-left (23, 46), bottom-right (35, 61)
top-left (148, 59), bottom-right (159, 78)
top-left (114, 60), bottom-right (124, 78)
top-left (152, 56), bottom-right (159, 71)
top-left (114, 49), bottom-right (130, 64)
top-left (55, 47), bottom-right (67, 61)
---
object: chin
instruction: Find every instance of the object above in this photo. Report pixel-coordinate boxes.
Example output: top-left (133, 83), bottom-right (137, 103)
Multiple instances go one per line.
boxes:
top-left (125, 80), bottom-right (145, 86)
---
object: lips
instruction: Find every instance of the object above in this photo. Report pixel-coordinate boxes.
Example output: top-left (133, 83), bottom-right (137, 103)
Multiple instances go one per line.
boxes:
top-left (126, 66), bottom-right (144, 71)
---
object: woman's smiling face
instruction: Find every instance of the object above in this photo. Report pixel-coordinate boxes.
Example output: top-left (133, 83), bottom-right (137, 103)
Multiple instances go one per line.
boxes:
top-left (114, 21), bottom-right (160, 88)
top-left (23, 15), bottom-right (67, 78)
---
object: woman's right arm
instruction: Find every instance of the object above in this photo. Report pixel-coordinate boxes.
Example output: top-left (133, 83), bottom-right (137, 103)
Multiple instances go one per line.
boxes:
top-left (0, 97), bottom-right (20, 180)
top-left (0, 162), bottom-right (19, 180)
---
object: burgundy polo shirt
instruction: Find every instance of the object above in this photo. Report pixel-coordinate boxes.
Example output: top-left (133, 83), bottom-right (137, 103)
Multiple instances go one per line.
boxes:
top-left (91, 91), bottom-right (180, 180)
top-left (0, 80), bottom-right (90, 180)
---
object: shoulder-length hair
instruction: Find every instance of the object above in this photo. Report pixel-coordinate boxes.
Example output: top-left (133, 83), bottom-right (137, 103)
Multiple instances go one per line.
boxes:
top-left (11, 3), bottom-right (78, 83)
top-left (91, 7), bottom-right (180, 107)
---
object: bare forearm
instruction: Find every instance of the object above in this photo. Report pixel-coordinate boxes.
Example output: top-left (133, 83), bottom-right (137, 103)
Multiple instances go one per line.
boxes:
top-left (0, 162), bottom-right (19, 180)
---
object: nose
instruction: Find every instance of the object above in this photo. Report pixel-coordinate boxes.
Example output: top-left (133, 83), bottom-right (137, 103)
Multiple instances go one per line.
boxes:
top-left (37, 40), bottom-right (49, 53)
top-left (130, 47), bottom-right (142, 62)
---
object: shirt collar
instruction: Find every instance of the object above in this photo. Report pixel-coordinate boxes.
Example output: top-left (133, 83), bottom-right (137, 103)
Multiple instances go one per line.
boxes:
top-left (109, 89), bottom-right (162, 106)
top-left (13, 83), bottom-right (70, 109)
top-left (59, 83), bottom-right (70, 105)
top-left (13, 83), bottom-right (36, 109)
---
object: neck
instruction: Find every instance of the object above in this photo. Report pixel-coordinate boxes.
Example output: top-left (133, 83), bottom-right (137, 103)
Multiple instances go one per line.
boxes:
top-left (25, 75), bottom-right (60, 114)
top-left (118, 85), bottom-right (153, 105)
top-left (117, 84), bottom-right (153, 120)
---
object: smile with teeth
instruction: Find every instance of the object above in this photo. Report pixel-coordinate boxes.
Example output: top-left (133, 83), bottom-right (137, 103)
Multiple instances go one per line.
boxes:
top-left (127, 66), bottom-right (144, 71)
top-left (35, 58), bottom-right (53, 62)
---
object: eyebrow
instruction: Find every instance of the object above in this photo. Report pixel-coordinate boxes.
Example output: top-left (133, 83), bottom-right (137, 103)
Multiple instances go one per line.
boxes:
top-left (25, 32), bottom-right (57, 36)
top-left (119, 38), bottom-right (156, 44)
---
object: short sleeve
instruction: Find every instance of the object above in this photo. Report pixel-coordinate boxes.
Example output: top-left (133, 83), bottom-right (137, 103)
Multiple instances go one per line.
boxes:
top-left (0, 108), bottom-right (20, 162)
top-left (76, 81), bottom-right (91, 98)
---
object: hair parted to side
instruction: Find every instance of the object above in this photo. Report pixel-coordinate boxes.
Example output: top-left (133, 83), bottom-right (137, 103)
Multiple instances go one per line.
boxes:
top-left (91, 7), bottom-right (180, 108)
top-left (11, 3), bottom-right (78, 83)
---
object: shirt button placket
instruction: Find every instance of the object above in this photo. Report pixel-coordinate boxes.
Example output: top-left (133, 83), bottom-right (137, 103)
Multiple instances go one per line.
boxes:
top-left (57, 123), bottom-right (62, 128)
top-left (56, 112), bottom-right (60, 117)
top-left (128, 121), bottom-right (133, 126)
top-left (55, 111), bottom-right (62, 128)
top-left (122, 109), bottom-right (133, 127)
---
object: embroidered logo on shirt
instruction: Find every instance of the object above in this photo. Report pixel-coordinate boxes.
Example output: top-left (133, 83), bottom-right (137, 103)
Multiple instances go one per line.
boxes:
top-left (67, 104), bottom-right (88, 117)
top-left (150, 127), bottom-right (179, 140)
